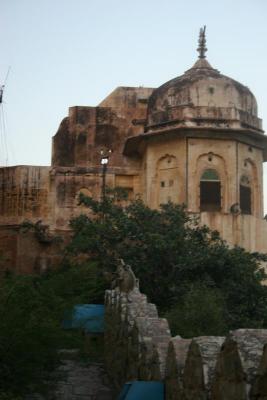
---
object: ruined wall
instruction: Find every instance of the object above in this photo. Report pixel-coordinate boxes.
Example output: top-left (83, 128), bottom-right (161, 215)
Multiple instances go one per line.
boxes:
top-left (52, 87), bottom-right (154, 169)
top-left (0, 225), bottom-right (67, 274)
top-left (50, 87), bottom-right (153, 230)
top-left (105, 285), bottom-right (267, 399)
top-left (0, 165), bottom-right (70, 274)
top-left (0, 165), bottom-right (58, 273)
top-left (0, 87), bottom-right (153, 273)
top-left (0, 166), bottom-right (51, 225)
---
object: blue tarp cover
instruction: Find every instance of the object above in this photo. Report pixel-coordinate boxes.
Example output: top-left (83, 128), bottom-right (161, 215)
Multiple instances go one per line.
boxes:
top-left (62, 304), bottom-right (104, 333)
top-left (117, 381), bottom-right (164, 400)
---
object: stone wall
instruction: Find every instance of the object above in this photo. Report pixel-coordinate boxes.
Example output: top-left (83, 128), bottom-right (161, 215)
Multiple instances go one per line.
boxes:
top-left (104, 286), bottom-right (267, 399)
top-left (0, 225), bottom-right (67, 273)
top-left (0, 165), bottom-right (51, 225)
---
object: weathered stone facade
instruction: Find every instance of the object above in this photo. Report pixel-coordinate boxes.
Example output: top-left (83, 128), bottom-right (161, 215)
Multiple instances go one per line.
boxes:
top-left (1, 32), bottom-right (267, 272)
top-left (104, 284), bottom-right (267, 399)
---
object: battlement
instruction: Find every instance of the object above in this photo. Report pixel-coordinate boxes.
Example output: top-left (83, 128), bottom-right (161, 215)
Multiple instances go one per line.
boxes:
top-left (105, 285), bottom-right (267, 399)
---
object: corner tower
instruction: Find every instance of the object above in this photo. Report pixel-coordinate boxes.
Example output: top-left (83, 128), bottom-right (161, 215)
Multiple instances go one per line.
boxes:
top-left (124, 27), bottom-right (267, 252)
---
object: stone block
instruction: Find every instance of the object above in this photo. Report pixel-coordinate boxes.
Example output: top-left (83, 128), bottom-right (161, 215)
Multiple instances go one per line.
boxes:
top-left (183, 335), bottom-right (225, 400)
top-left (165, 336), bottom-right (191, 400)
top-left (251, 342), bottom-right (267, 399)
top-left (212, 329), bottom-right (267, 400)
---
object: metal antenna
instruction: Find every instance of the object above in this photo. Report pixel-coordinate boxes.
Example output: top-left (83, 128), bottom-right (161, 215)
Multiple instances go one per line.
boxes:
top-left (0, 67), bottom-right (11, 104)
top-left (0, 85), bottom-right (4, 104)
top-left (197, 26), bottom-right (207, 59)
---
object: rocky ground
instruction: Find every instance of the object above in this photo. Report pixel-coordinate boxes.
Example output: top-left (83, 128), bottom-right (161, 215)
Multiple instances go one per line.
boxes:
top-left (53, 358), bottom-right (113, 400)
top-left (26, 350), bottom-right (114, 400)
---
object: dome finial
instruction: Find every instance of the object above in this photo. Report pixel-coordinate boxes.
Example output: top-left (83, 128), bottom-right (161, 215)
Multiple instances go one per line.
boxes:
top-left (197, 26), bottom-right (207, 59)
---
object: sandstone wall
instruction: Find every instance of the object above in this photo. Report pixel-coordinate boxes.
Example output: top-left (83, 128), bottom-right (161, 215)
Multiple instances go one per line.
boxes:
top-left (50, 87), bottom-right (154, 230)
top-left (0, 226), bottom-right (67, 273)
top-left (0, 165), bottom-right (59, 273)
top-left (0, 165), bottom-right (51, 225)
top-left (52, 87), bottom-right (154, 169)
top-left (105, 286), bottom-right (267, 399)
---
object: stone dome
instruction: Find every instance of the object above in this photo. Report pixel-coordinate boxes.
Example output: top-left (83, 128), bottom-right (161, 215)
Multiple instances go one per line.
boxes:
top-left (146, 58), bottom-right (261, 132)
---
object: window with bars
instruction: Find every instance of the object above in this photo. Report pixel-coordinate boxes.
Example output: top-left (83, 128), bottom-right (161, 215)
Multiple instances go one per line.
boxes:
top-left (200, 169), bottom-right (221, 211)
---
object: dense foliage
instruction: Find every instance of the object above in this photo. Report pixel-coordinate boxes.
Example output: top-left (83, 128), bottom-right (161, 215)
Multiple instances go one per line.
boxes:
top-left (69, 192), bottom-right (267, 336)
top-left (0, 263), bottom-right (107, 397)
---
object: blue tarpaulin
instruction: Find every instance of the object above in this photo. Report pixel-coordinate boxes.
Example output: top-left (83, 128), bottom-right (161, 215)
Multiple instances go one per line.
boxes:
top-left (62, 304), bottom-right (105, 333)
top-left (117, 381), bottom-right (164, 400)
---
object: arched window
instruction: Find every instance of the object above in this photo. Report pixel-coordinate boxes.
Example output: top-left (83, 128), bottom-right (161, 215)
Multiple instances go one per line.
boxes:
top-left (200, 169), bottom-right (221, 211)
top-left (240, 175), bottom-right (251, 214)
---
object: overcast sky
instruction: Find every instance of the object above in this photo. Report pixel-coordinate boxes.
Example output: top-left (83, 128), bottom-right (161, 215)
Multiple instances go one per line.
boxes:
top-left (1, 0), bottom-right (267, 209)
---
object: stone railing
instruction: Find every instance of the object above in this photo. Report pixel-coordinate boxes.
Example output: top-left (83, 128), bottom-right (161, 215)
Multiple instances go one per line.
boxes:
top-left (104, 285), bottom-right (267, 399)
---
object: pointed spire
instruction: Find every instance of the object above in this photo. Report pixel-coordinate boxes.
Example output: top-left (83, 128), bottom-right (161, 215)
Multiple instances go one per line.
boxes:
top-left (184, 26), bottom-right (219, 74)
top-left (197, 26), bottom-right (207, 59)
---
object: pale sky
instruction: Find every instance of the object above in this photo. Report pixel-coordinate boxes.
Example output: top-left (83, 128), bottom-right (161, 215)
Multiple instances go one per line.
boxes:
top-left (1, 0), bottom-right (267, 210)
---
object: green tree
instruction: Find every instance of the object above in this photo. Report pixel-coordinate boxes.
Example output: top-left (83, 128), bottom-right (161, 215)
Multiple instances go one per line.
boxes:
top-left (166, 283), bottom-right (228, 337)
top-left (68, 193), bottom-right (267, 334)
top-left (0, 274), bottom-right (64, 396)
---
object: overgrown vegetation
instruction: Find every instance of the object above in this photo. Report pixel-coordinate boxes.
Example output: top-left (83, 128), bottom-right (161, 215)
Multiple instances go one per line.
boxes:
top-left (69, 192), bottom-right (267, 336)
top-left (0, 263), bottom-right (107, 397)
top-left (2, 190), bottom-right (267, 396)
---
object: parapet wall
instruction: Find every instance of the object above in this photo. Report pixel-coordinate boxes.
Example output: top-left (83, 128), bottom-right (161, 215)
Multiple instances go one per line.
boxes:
top-left (105, 286), bottom-right (267, 399)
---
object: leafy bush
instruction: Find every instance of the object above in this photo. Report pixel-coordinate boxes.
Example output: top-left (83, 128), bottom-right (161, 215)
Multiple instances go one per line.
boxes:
top-left (0, 262), bottom-right (107, 397)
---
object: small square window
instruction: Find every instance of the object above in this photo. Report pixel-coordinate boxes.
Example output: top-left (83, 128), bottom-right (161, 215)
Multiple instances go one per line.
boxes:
top-left (160, 181), bottom-right (165, 188)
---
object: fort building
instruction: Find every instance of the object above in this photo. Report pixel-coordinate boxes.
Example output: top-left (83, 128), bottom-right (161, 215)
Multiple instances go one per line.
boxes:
top-left (1, 28), bottom-right (267, 273)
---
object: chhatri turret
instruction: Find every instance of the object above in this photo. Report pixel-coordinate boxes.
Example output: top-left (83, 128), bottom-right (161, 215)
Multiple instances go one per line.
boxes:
top-left (143, 26), bottom-right (262, 134)
top-left (124, 27), bottom-right (267, 252)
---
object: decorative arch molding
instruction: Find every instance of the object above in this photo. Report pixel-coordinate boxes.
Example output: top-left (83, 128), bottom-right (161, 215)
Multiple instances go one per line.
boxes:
top-left (194, 152), bottom-right (228, 212)
top-left (240, 157), bottom-right (259, 216)
top-left (243, 157), bottom-right (257, 180)
top-left (156, 154), bottom-right (178, 172)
